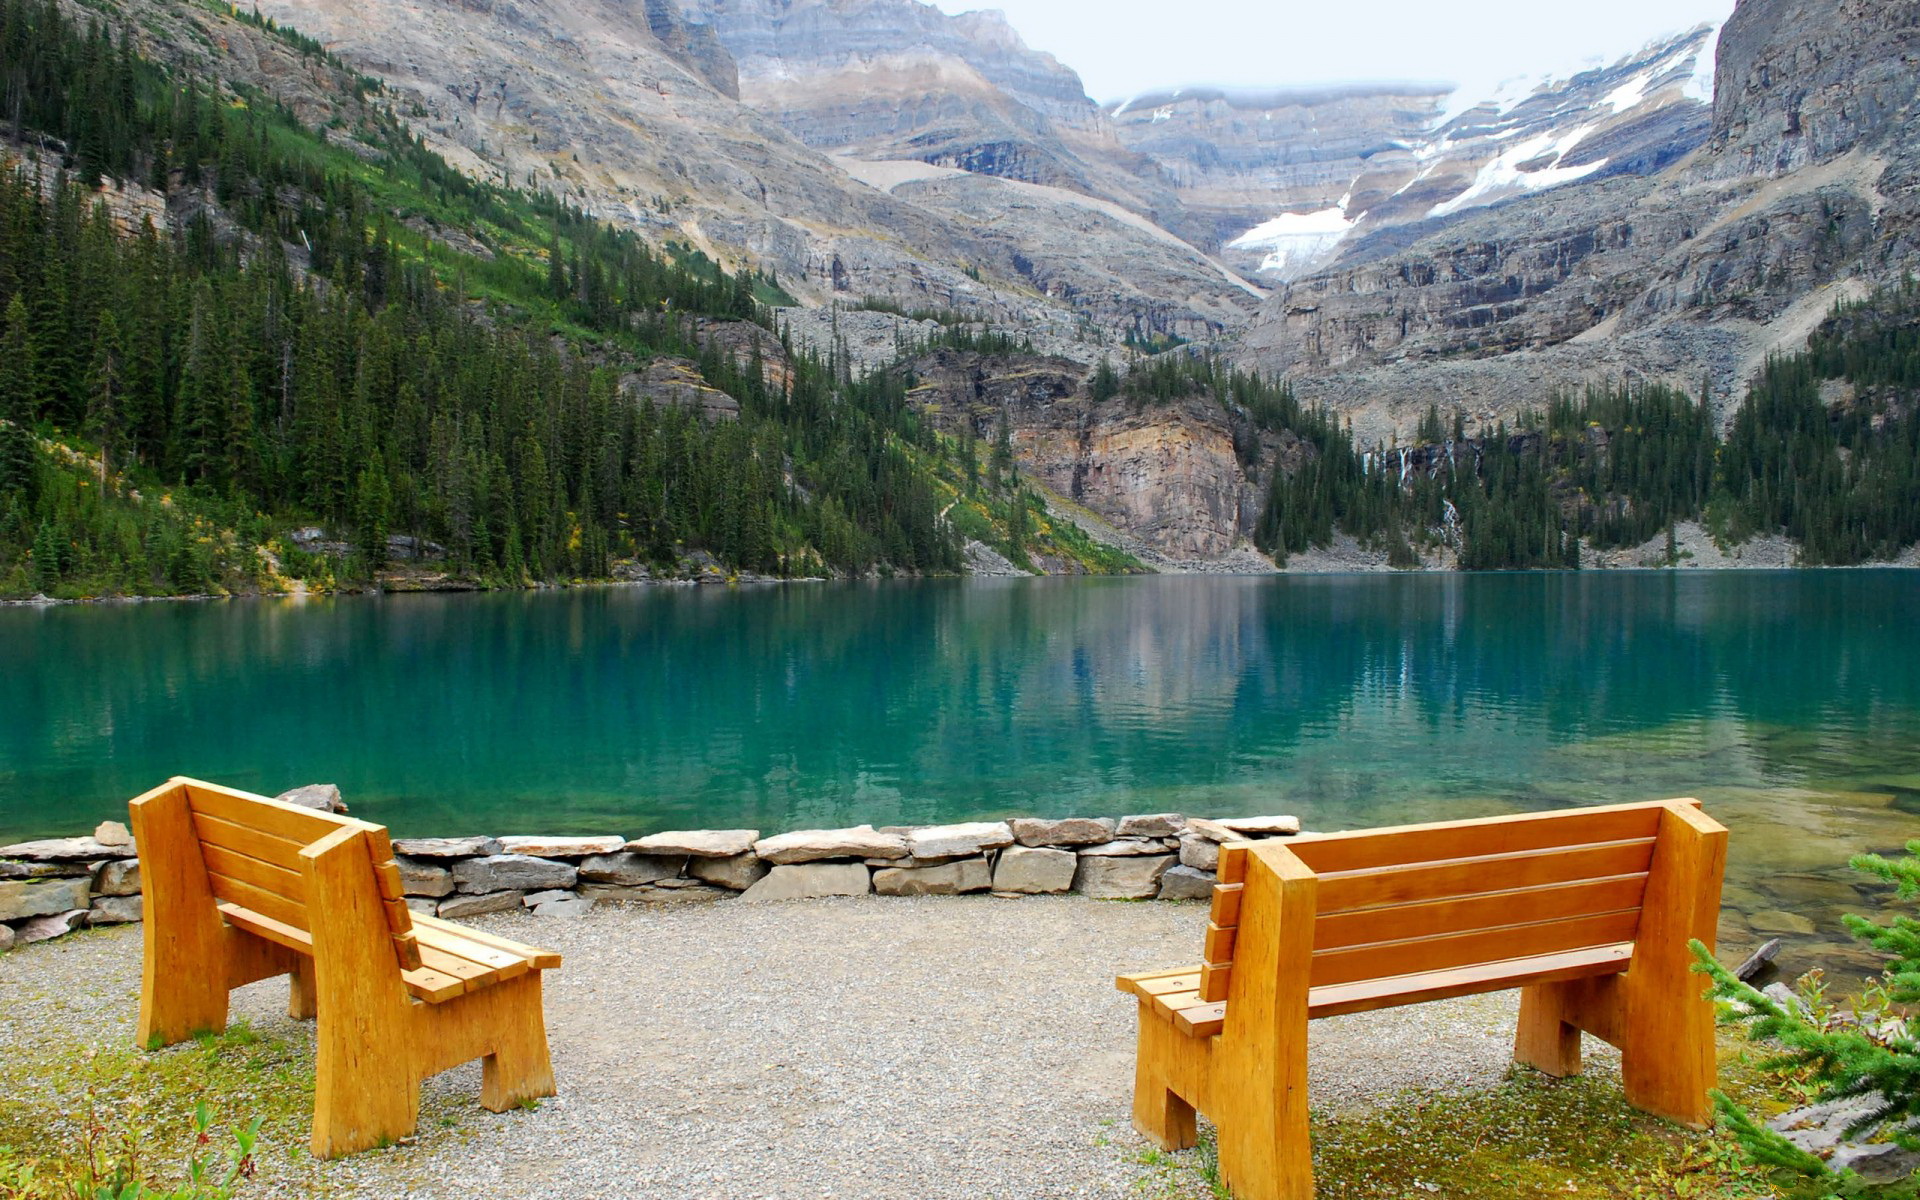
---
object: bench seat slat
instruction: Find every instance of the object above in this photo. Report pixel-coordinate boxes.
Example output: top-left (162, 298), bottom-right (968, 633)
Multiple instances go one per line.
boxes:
top-left (1314, 839), bottom-right (1656, 914)
top-left (412, 913), bottom-right (561, 971)
top-left (1136, 943), bottom-right (1637, 1036)
top-left (215, 903), bottom-right (540, 1004)
top-left (1285, 798), bottom-right (1692, 874)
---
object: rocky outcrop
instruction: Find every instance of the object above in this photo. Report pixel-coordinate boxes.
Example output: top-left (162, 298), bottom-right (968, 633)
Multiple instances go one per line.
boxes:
top-left (1704, 0), bottom-right (1920, 178)
top-left (621, 358), bottom-right (742, 423)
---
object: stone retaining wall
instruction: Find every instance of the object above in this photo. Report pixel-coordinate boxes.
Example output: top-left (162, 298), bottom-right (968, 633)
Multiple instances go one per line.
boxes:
top-left (0, 802), bottom-right (1302, 951)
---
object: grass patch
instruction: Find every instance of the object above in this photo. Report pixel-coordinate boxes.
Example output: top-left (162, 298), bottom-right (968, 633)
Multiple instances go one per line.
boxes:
top-left (1126, 1048), bottom-right (1790, 1199)
top-left (0, 1022), bottom-right (316, 1195)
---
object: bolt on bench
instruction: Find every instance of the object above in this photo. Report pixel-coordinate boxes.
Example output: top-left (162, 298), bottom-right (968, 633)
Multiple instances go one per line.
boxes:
top-left (1116, 798), bottom-right (1727, 1200)
top-left (130, 777), bottom-right (561, 1159)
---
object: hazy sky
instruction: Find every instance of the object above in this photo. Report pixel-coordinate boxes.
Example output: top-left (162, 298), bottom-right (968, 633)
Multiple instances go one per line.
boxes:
top-left (929, 0), bottom-right (1737, 103)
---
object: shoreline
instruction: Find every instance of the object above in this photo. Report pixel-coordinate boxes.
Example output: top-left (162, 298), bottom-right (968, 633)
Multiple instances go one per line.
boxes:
top-left (8, 557), bottom-right (1920, 608)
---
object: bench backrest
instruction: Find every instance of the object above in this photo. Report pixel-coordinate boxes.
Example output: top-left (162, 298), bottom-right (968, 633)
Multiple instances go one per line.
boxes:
top-left (136, 777), bottom-right (422, 971)
top-left (1197, 798), bottom-right (1701, 1003)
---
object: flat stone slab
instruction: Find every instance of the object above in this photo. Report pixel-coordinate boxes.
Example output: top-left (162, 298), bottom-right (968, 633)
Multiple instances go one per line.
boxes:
top-left (0, 837), bottom-right (125, 862)
top-left (740, 863), bottom-right (873, 902)
top-left (0, 877), bottom-right (91, 922)
top-left (688, 853), bottom-right (769, 891)
top-left (16, 909), bottom-right (89, 942)
top-left (452, 855), bottom-right (578, 893)
top-left (992, 846), bottom-right (1077, 894)
top-left (437, 890), bottom-right (527, 919)
top-left (497, 836), bottom-right (626, 858)
top-left (532, 896), bottom-right (595, 919)
top-left (754, 826), bottom-right (908, 865)
top-left (1074, 854), bottom-right (1174, 900)
top-left (0, 860), bottom-right (90, 880)
top-left (904, 823), bottom-right (1013, 860)
top-left (1008, 817), bottom-right (1116, 847)
top-left (88, 895), bottom-right (143, 925)
top-left (1116, 813), bottom-right (1187, 838)
top-left (873, 859), bottom-right (991, 896)
top-left (1180, 818), bottom-right (1242, 845)
top-left (1077, 838), bottom-right (1169, 857)
top-left (1157, 865), bottom-right (1215, 901)
top-left (626, 830), bottom-right (760, 858)
top-left (394, 856), bottom-right (455, 898)
top-left (1215, 815), bottom-right (1301, 837)
top-left (392, 836), bottom-right (503, 859)
top-left (578, 852), bottom-right (685, 886)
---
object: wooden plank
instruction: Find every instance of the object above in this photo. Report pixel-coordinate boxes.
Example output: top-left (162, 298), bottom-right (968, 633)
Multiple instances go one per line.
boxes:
top-left (374, 861), bottom-right (406, 903)
top-left (415, 922), bottom-right (537, 974)
top-left (1136, 971), bottom-right (1203, 998)
top-left (1313, 874), bottom-right (1648, 950)
top-left (416, 944), bottom-right (496, 991)
top-left (1309, 908), bottom-right (1642, 988)
top-left (1307, 942), bottom-right (1634, 1018)
top-left (191, 812), bottom-right (309, 872)
top-left (1173, 1001), bottom-right (1227, 1038)
top-left (207, 871), bottom-right (309, 931)
top-left (218, 901), bottom-right (313, 951)
top-left (1286, 799), bottom-right (1690, 875)
top-left (1203, 923), bottom-right (1239, 963)
top-left (183, 779), bottom-right (359, 846)
top-left (1314, 839), bottom-right (1656, 914)
top-left (399, 966), bottom-right (467, 1003)
top-left (201, 843), bottom-right (306, 903)
top-left (1217, 844), bottom-right (1249, 885)
top-left (1199, 962), bottom-right (1233, 1003)
top-left (413, 913), bottom-right (561, 970)
top-left (1210, 883), bottom-right (1243, 926)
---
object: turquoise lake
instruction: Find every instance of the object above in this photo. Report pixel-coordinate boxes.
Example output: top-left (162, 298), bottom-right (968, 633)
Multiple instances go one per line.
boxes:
top-left (4, 572), bottom-right (1918, 976)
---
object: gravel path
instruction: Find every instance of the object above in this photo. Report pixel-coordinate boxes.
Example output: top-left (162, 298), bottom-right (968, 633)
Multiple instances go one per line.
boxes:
top-left (0, 896), bottom-right (1582, 1199)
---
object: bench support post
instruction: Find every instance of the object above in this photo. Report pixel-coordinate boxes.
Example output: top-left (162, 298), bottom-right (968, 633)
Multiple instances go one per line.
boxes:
top-left (1514, 982), bottom-right (1584, 1077)
top-left (1213, 845), bottom-right (1316, 1200)
top-left (130, 782), bottom-right (232, 1047)
top-left (302, 828), bottom-right (422, 1159)
top-left (1129, 1003), bottom-right (1200, 1151)
top-left (1619, 803), bottom-right (1727, 1128)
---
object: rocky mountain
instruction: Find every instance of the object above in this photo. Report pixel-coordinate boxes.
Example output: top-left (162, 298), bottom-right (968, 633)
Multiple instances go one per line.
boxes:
top-left (1112, 25), bottom-right (1717, 282)
top-left (1234, 0), bottom-right (1920, 446)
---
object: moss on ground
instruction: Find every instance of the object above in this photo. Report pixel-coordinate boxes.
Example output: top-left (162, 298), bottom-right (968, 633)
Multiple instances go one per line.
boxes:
top-left (1127, 1041), bottom-right (1794, 1199)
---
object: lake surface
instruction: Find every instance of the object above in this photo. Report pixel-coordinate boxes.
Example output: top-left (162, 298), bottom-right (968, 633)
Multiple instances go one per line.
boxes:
top-left (4, 572), bottom-right (1918, 978)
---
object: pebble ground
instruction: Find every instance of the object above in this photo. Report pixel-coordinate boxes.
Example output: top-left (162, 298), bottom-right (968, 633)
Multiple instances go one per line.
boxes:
top-left (0, 895), bottom-right (1581, 1199)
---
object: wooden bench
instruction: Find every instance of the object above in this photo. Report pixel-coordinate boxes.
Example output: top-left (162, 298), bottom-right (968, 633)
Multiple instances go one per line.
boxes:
top-left (129, 777), bottom-right (561, 1159)
top-left (1116, 798), bottom-right (1726, 1200)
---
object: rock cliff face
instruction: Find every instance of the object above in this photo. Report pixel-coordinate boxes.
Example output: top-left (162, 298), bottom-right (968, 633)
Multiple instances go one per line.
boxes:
top-left (902, 350), bottom-right (1279, 560)
top-left (1235, 0), bottom-right (1920, 446)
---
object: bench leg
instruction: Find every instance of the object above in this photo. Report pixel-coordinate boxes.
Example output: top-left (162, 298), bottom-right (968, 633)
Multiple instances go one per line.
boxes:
top-left (288, 958), bottom-right (318, 1022)
top-left (313, 1017), bottom-right (421, 1158)
top-left (1213, 1059), bottom-right (1311, 1200)
top-left (1130, 1005), bottom-right (1199, 1151)
top-left (129, 784), bottom-right (231, 1047)
top-left (1619, 803), bottom-right (1725, 1129)
top-left (1514, 982), bottom-right (1583, 1077)
top-left (478, 975), bottom-right (558, 1113)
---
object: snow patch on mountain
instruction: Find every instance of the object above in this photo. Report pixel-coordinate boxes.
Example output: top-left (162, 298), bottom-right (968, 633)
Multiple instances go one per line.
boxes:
top-left (1228, 197), bottom-right (1358, 279)
top-left (1428, 125), bottom-right (1609, 218)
